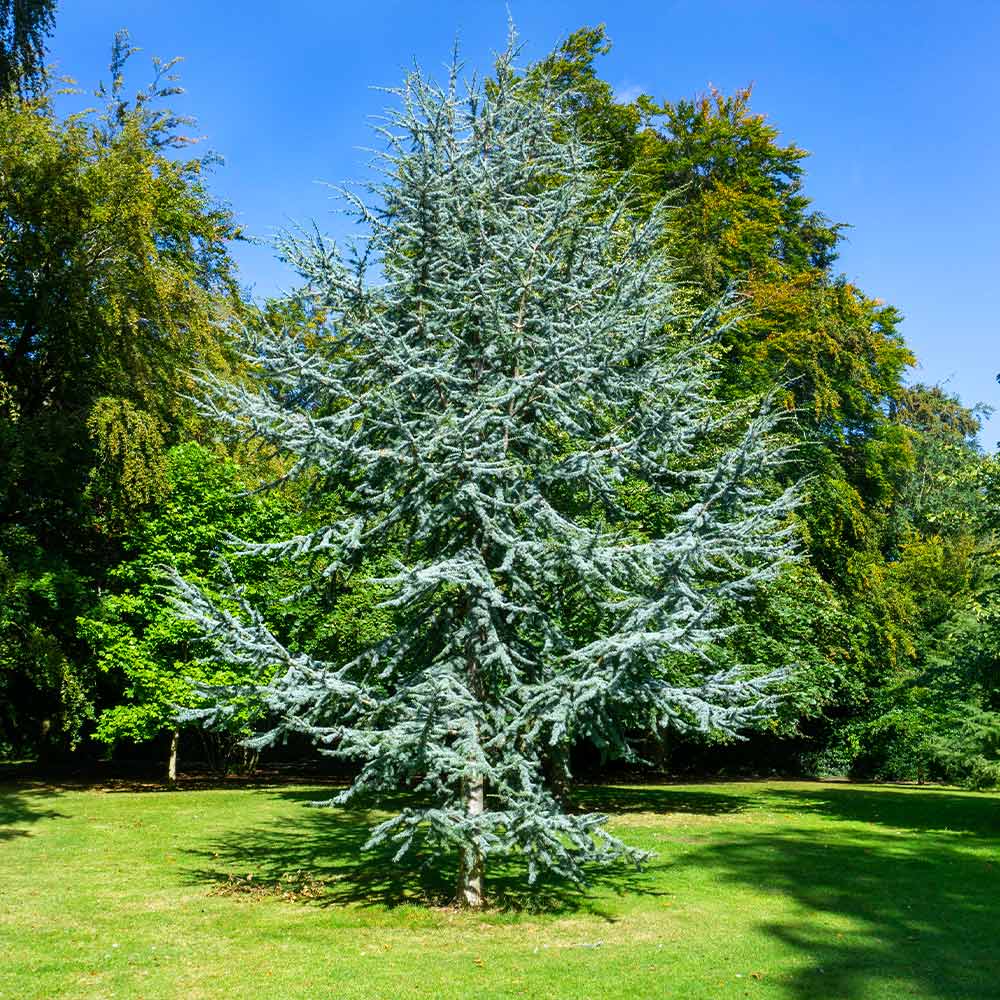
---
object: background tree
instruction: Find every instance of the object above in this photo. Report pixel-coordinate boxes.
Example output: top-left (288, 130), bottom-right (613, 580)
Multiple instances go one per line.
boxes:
top-left (173, 39), bottom-right (797, 905)
top-left (0, 0), bottom-right (56, 97)
top-left (0, 32), bottom-right (240, 757)
top-left (78, 443), bottom-right (310, 780)
top-left (846, 394), bottom-right (1000, 787)
top-left (521, 26), bottom-right (999, 782)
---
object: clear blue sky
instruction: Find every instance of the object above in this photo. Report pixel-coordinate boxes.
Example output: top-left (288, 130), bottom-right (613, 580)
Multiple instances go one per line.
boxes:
top-left (51, 1), bottom-right (1000, 447)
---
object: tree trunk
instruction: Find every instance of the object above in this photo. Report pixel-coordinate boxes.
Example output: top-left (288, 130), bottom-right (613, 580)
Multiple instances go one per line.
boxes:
top-left (457, 773), bottom-right (485, 908)
top-left (166, 728), bottom-right (179, 785)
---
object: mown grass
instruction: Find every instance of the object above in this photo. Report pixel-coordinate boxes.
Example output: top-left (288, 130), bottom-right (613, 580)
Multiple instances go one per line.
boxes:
top-left (1, 778), bottom-right (998, 999)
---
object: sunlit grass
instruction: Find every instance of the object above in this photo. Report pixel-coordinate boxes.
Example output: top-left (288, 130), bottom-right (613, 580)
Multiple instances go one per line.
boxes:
top-left (2, 779), bottom-right (998, 999)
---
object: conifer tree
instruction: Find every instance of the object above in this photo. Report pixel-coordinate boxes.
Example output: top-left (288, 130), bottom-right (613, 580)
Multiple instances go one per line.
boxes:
top-left (173, 36), bottom-right (797, 906)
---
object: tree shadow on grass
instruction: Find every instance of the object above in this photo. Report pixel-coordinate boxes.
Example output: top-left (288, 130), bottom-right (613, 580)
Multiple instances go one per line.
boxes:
top-left (674, 814), bottom-right (1000, 999)
top-left (183, 788), bottom-right (663, 917)
top-left (0, 782), bottom-right (66, 840)
top-left (572, 783), bottom-right (753, 816)
top-left (766, 785), bottom-right (1000, 840)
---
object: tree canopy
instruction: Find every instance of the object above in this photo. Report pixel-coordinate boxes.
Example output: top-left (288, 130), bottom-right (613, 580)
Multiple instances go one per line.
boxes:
top-left (1, 18), bottom-right (996, 836)
top-left (0, 32), bottom-right (240, 756)
top-left (0, 0), bottom-right (56, 96)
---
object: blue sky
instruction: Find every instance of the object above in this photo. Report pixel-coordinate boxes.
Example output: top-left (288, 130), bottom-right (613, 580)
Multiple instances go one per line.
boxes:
top-left (51, 1), bottom-right (1000, 446)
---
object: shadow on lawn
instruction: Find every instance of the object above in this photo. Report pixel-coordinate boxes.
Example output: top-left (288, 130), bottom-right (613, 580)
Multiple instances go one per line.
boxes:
top-left (0, 783), bottom-right (66, 840)
top-left (183, 787), bottom-right (662, 916)
top-left (767, 785), bottom-right (1000, 839)
top-left (675, 789), bottom-right (1000, 1000)
top-left (573, 784), bottom-right (752, 816)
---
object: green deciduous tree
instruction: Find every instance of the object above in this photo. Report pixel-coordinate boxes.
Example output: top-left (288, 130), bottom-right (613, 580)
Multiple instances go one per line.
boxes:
top-left (844, 390), bottom-right (1000, 787)
top-left (79, 443), bottom-right (305, 779)
top-left (0, 33), bottom-right (240, 756)
top-left (0, 0), bottom-right (56, 97)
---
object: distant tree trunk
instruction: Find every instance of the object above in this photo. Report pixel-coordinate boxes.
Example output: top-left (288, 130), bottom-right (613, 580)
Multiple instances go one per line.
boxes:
top-left (167, 728), bottom-right (179, 785)
top-left (196, 729), bottom-right (259, 776)
top-left (457, 774), bottom-right (485, 908)
top-left (543, 744), bottom-right (572, 808)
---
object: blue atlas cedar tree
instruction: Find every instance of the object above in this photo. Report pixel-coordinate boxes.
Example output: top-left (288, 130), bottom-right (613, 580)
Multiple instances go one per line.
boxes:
top-left (171, 33), bottom-right (799, 907)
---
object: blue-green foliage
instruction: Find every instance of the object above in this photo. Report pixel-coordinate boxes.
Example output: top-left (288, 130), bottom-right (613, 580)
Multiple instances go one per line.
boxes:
top-left (172, 37), bottom-right (798, 893)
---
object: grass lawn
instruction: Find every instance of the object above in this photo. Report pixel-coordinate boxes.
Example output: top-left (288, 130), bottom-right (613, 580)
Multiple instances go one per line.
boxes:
top-left (1, 778), bottom-right (998, 999)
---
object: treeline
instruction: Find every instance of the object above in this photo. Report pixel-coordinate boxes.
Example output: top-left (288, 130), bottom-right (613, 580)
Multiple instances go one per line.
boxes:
top-left (1, 18), bottom-right (998, 787)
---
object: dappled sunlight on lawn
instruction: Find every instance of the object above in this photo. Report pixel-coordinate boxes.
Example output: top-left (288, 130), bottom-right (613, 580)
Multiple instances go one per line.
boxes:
top-left (2, 779), bottom-right (999, 999)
